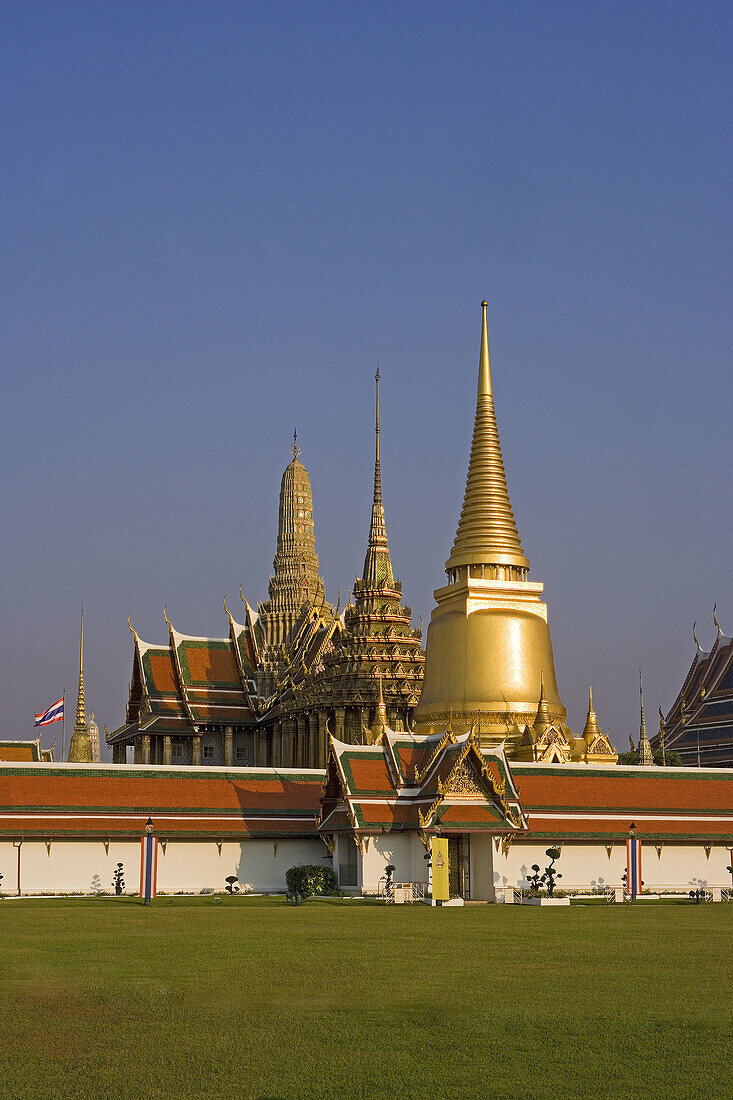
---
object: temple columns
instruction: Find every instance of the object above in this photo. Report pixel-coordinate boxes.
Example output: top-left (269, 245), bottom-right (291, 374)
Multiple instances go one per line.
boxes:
top-left (112, 744), bottom-right (125, 764)
top-left (163, 735), bottom-right (172, 766)
top-left (224, 725), bottom-right (234, 767)
top-left (141, 734), bottom-right (151, 765)
top-left (296, 716), bottom-right (306, 767)
top-left (317, 710), bottom-right (328, 767)
top-left (308, 713), bottom-right (318, 768)
top-left (357, 708), bottom-right (368, 745)
top-left (282, 718), bottom-right (294, 767)
top-left (192, 734), bottom-right (202, 767)
top-left (334, 706), bottom-right (345, 744)
top-left (258, 729), bottom-right (270, 767)
top-left (273, 721), bottom-right (282, 768)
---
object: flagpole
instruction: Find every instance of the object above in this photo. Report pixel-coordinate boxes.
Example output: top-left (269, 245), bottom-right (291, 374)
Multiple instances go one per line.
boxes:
top-left (62, 689), bottom-right (66, 762)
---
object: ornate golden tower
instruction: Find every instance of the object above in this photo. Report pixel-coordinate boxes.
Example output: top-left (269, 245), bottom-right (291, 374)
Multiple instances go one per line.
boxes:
top-left (300, 370), bottom-right (424, 744)
top-left (257, 434), bottom-right (334, 694)
top-left (68, 607), bottom-right (94, 763)
top-left (414, 302), bottom-right (566, 751)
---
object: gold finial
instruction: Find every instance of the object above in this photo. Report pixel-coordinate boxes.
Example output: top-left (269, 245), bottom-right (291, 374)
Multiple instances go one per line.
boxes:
top-left (479, 300), bottom-right (491, 399)
top-left (583, 684), bottom-right (601, 741)
top-left (223, 594), bottom-right (232, 621)
top-left (291, 429), bottom-right (301, 462)
top-left (163, 605), bottom-right (172, 629)
top-left (80, 605), bottom-right (84, 675)
top-left (693, 622), bottom-right (700, 648)
top-left (533, 672), bottom-right (552, 734)
top-left (336, 590), bottom-right (340, 613)
top-left (128, 614), bottom-right (138, 640)
top-left (445, 301), bottom-right (529, 575)
top-left (713, 603), bottom-right (722, 633)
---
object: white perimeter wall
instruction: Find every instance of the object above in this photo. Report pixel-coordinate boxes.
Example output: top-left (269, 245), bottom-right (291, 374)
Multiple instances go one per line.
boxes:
top-left (2, 836), bottom-right (731, 896)
top-left (0, 838), bottom-right (328, 896)
top-left (496, 841), bottom-right (733, 891)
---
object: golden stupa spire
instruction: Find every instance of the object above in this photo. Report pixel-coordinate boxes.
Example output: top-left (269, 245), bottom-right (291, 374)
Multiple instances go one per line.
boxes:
top-left (75, 605), bottom-right (86, 729)
top-left (68, 606), bottom-right (93, 763)
top-left (582, 685), bottom-right (601, 740)
top-left (362, 368), bottom-right (394, 588)
top-left (446, 302), bottom-right (529, 575)
top-left (533, 672), bottom-right (552, 735)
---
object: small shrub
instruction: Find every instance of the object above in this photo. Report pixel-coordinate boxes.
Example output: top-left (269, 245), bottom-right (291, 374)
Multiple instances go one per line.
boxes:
top-left (285, 864), bottom-right (339, 899)
top-left (112, 863), bottom-right (125, 896)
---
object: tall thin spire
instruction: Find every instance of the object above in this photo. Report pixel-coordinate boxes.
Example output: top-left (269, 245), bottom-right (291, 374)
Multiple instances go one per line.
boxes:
top-left (582, 686), bottom-right (601, 740)
top-left (446, 301), bottom-right (529, 575)
top-left (68, 606), bottom-right (93, 763)
top-left (362, 367), bottom-right (394, 588)
top-left (75, 606), bottom-right (85, 730)
top-left (637, 669), bottom-right (653, 766)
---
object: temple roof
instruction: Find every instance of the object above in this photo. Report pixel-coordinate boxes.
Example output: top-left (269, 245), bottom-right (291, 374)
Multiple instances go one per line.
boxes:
top-left (0, 737), bottom-right (54, 763)
top-left (0, 763), bottom-right (323, 838)
top-left (319, 729), bottom-right (523, 835)
top-left (662, 620), bottom-right (733, 766)
top-left (512, 762), bottom-right (733, 842)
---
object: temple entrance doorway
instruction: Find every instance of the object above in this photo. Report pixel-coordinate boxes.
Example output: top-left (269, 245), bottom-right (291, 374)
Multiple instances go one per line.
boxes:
top-left (448, 834), bottom-right (471, 899)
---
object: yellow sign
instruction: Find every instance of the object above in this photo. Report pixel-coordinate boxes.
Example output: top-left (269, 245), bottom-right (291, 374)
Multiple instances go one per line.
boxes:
top-left (431, 837), bottom-right (449, 901)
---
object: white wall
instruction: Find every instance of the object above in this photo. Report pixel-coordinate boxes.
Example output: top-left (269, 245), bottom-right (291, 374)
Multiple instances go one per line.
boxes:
top-left (0, 837), bottom-right (327, 895)
top-left (360, 834), bottom-right (418, 893)
top-left (495, 841), bottom-right (733, 892)
top-left (2, 835), bottom-right (730, 896)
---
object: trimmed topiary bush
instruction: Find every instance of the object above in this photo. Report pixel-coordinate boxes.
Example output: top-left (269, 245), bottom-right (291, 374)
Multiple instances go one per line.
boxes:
top-left (285, 864), bottom-right (339, 899)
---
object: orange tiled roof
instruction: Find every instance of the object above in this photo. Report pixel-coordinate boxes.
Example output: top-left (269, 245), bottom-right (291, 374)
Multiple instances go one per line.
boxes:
top-left (0, 764), bottom-right (323, 838)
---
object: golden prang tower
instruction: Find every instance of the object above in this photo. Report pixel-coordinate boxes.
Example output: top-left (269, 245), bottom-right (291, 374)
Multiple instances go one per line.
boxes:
top-left (414, 302), bottom-right (567, 753)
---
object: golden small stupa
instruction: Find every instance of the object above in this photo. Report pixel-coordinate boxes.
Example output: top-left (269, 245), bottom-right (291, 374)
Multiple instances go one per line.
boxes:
top-left (414, 302), bottom-right (567, 752)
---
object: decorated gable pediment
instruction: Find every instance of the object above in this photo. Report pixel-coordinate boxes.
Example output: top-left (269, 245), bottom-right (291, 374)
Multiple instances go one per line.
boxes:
top-left (535, 725), bottom-right (572, 763)
top-left (588, 733), bottom-right (614, 757)
top-left (441, 758), bottom-right (486, 798)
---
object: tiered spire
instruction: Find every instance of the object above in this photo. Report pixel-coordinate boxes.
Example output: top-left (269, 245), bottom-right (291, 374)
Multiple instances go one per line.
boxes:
top-left (75, 606), bottom-right (86, 729)
top-left (582, 686), bottom-right (602, 741)
top-left (446, 302), bottom-right (529, 575)
top-left (637, 669), bottom-right (654, 766)
top-left (532, 673), bottom-right (552, 736)
top-left (362, 369), bottom-right (394, 588)
top-left (68, 607), bottom-right (94, 763)
top-left (265, 435), bottom-right (328, 616)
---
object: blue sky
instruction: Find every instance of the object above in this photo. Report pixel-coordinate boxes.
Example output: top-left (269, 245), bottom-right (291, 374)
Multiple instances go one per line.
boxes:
top-left (1, 2), bottom-right (730, 753)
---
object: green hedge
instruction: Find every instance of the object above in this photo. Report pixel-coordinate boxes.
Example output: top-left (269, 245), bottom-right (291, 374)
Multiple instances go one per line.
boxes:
top-left (285, 864), bottom-right (339, 898)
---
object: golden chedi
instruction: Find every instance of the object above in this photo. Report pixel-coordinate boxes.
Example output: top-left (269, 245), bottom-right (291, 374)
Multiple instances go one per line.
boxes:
top-left (414, 302), bottom-right (567, 753)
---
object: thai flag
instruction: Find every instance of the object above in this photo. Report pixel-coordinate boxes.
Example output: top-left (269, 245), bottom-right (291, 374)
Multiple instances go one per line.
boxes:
top-left (34, 697), bottom-right (64, 727)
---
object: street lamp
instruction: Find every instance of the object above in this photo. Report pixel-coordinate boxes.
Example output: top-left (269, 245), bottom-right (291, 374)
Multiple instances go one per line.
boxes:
top-left (145, 817), bottom-right (153, 835)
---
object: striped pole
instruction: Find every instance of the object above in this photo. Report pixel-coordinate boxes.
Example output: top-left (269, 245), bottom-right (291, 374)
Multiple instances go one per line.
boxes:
top-left (140, 818), bottom-right (157, 905)
top-left (626, 823), bottom-right (641, 901)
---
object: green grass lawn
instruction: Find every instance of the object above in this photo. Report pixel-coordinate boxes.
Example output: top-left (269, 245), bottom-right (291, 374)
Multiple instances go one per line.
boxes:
top-left (1, 896), bottom-right (731, 1100)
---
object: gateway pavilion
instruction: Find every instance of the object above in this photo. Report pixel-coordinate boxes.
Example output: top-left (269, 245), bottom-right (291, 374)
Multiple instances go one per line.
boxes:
top-left (1, 303), bottom-right (731, 900)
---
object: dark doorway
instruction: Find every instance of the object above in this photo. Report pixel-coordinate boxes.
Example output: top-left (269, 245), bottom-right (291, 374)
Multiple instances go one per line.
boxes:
top-left (448, 834), bottom-right (470, 899)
